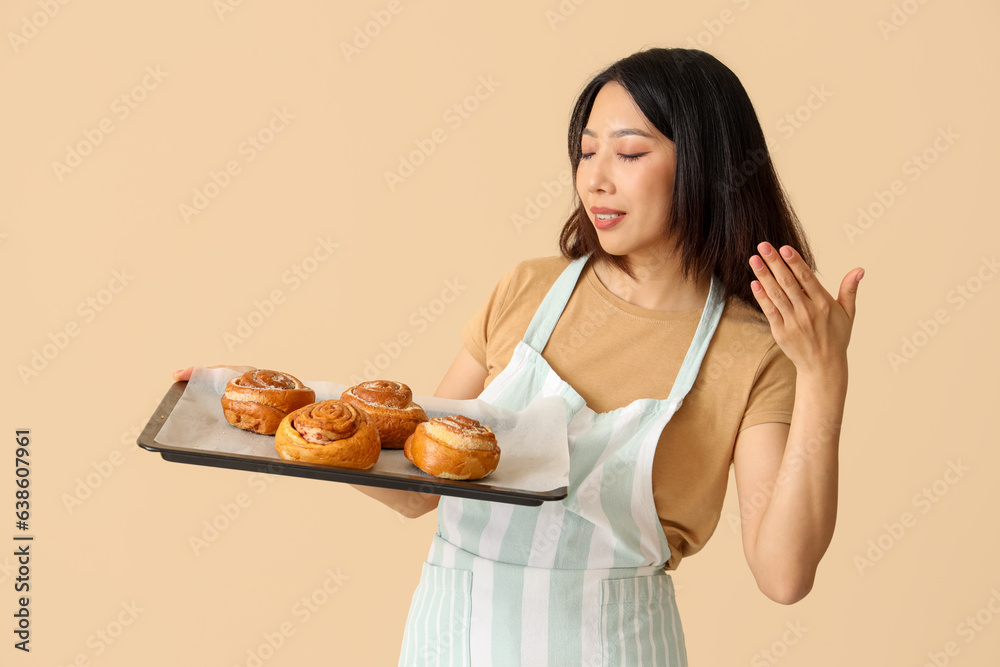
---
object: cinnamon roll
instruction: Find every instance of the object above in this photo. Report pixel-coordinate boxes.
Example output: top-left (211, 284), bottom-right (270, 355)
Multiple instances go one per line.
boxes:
top-left (275, 400), bottom-right (381, 469)
top-left (404, 415), bottom-right (500, 480)
top-left (341, 380), bottom-right (428, 449)
top-left (221, 369), bottom-right (315, 435)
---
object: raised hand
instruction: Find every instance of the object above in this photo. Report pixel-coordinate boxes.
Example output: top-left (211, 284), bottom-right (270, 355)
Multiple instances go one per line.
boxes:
top-left (748, 242), bottom-right (864, 376)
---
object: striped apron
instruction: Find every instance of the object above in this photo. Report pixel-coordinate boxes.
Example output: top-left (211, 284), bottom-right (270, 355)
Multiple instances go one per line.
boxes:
top-left (400, 255), bottom-right (725, 667)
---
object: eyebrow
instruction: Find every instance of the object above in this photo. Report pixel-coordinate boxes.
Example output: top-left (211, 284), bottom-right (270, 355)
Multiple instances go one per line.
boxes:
top-left (581, 127), bottom-right (654, 139)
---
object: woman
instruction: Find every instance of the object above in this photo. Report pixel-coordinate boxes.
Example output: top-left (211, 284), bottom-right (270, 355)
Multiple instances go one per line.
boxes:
top-left (175, 47), bottom-right (862, 666)
top-left (358, 47), bottom-right (862, 666)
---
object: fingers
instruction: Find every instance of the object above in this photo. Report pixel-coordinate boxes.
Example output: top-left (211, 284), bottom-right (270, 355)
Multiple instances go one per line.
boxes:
top-left (837, 268), bottom-right (865, 321)
top-left (749, 244), bottom-right (799, 315)
top-left (750, 278), bottom-right (783, 326)
top-left (774, 245), bottom-right (824, 300)
top-left (749, 242), bottom-right (831, 311)
top-left (749, 244), bottom-right (799, 318)
top-left (753, 243), bottom-right (819, 302)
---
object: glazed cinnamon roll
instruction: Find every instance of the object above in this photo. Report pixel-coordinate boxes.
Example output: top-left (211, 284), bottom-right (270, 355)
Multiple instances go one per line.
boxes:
top-left (404, 415), bottom-right (500, 480)
top-left (275, 400), bottom-right (381, 469)
top-left (221, 369), bottom-right (316, 435)
top-left (341, 380), bottom-right (428, 448)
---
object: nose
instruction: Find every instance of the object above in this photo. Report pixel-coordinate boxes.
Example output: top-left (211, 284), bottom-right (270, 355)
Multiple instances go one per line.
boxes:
top-left (580, 151), bottom-right (615, 195)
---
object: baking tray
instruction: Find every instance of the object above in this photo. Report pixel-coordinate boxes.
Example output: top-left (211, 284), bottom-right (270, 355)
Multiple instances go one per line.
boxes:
top-left (137, 381), bottom-right (568, 507)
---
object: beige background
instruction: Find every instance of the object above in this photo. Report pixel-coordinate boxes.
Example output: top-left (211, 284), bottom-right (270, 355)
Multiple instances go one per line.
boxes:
top-left (3, 0), bottom-right (998, 664)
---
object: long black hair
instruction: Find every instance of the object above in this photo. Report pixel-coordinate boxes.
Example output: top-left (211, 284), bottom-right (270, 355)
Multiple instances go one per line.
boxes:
top-left (559, 47), bottom-right (815, 311)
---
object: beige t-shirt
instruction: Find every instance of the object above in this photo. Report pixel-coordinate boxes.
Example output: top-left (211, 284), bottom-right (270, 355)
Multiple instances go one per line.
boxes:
top-left (461, 255), bottom-right (796, 570)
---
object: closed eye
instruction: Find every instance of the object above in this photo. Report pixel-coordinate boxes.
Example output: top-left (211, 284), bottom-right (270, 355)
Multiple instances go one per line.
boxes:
top-left (579, 152), bottom-right (649, 162)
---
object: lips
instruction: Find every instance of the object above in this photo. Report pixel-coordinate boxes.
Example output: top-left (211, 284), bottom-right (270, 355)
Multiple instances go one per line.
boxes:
top-left (590, 206), bottom-right (625, 230)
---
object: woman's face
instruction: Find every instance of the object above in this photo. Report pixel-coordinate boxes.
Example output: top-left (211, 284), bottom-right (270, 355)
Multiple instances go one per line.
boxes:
top-left (576, 82), bottom-right (677, 262)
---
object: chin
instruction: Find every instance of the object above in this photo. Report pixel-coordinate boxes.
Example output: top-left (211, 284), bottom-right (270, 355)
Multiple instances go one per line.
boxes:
top-left (593, 234), bottom-right (634, 258)
top-left (595, 230), bottom-right (673, 264)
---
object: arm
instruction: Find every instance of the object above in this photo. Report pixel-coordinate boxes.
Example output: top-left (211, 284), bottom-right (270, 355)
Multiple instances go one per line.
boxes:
top-left (350, 346), bottom-right (489, 518)
top-left (735, 242), bottom-right (863, 604)
top-left (733, 375), bottom-right (844, 604)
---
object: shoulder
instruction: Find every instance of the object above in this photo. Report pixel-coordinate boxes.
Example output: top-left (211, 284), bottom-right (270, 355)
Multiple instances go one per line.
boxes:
top-left (465, 255), bottom-right (571, 340)
top-left (465, 256), bottom-right (573, 379)
top-left (721, 293), bottom-right (769, 329)
top-left (504, 255), bottom-right (572, 287)
top-left (491, 255), bottom-right (572, 308)
top-left (716, 294), bottom-right (797, 418)
top-left (716, 295), bottom-right (780, 359)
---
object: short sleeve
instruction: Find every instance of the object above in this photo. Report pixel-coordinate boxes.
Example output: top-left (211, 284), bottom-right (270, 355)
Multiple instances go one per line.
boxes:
top-left (460, 267), bottom-right (517, 367)
top-left (738, 342), bottom-right (797, 432)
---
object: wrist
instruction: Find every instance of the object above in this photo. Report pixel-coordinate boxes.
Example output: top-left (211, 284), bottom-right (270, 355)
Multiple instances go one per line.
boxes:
top-left (795, 358), bottom-right (848, 392)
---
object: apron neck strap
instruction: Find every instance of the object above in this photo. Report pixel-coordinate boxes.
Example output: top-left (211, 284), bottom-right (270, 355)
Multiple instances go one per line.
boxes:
top-left (522, 255), bottom-right (590, 352)
top-left (666, 274), bottom-right (725, 402)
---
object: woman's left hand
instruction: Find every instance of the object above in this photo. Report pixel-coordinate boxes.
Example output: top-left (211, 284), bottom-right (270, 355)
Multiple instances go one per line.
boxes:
top-left (748, 242), bottom-right (864, 375)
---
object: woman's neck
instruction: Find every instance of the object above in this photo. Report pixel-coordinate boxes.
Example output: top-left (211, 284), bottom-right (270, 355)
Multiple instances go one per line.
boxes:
top-left (592, 250), bottom-right (711, 312)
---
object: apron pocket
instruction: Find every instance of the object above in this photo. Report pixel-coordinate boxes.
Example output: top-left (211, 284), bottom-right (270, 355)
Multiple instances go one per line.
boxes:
top-left (399, 561), bottom-right (473, 667)
top-left (598, 574), bottom-right (687, 667)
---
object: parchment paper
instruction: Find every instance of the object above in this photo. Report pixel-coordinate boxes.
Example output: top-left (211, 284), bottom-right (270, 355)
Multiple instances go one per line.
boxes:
top-left (155, 367), bottom-right (570, 492)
